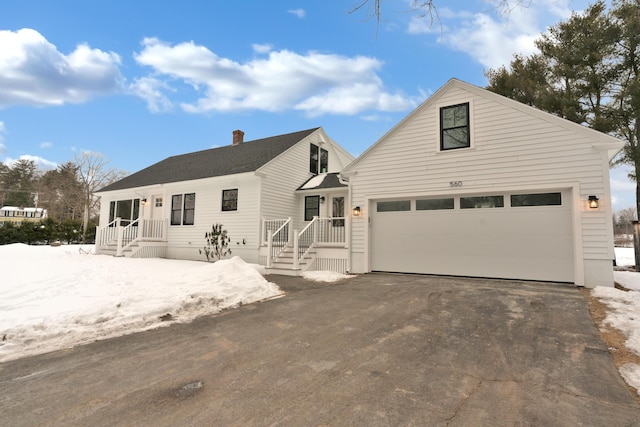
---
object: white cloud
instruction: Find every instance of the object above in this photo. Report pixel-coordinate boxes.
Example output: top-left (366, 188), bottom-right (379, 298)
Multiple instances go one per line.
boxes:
top-left (0, 28), bottom-right (124, 107)
top-left (252, 43), bottom-right (273, 54)
top-left (129, 76), bottom-right (174, 113)
top-left (5, 154), bottom-right (57, 170)
top-left (409, 1), bottom-right (587, 70)
top-left (133, 38), bottom-right (419, 116)
top-left (288, 9), bottom-right (305, 18)
top-left (40, 141), bottom-right (53, 149)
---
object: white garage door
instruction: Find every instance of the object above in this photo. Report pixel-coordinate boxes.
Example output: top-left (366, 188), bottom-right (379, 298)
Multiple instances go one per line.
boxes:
top-left (370, 190), bottom-right (574, 282)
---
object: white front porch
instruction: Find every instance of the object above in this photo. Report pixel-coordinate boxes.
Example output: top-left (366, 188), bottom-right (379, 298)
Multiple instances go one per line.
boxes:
top-left (260, 217), bottom-right (349, 275)
top-left (95, 217), bottom-right (168, 258)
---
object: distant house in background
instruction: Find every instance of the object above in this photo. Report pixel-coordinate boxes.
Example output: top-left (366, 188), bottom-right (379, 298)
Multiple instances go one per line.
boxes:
top-left (0, 206), bottom-right (48, 225)
top-left (96, 79), bottom-right (623, 288)
top-left (95, 128), bottom-right (355, 273)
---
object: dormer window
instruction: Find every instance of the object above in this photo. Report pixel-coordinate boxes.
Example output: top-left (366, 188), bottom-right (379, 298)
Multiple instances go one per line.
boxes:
top-left (310, 144), bottom-right (328, 174)
top-left (440, 103), bottom-right (470, 150)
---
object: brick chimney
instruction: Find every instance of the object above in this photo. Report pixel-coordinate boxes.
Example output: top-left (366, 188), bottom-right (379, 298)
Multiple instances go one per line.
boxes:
top-left (232, 130), bottom-right (244, 145)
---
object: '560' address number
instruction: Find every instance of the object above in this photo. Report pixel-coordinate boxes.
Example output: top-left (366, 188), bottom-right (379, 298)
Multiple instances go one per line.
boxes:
top-left (449, 181), bottom-right (463, 187)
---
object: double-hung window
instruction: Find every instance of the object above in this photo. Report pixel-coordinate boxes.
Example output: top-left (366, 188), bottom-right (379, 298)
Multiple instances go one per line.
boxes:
top-left (222, 189), bottom-right (238, 211)
top-left (440, 103), bottom-right (470, 150)
top-left (305, 195), bottom-right (320, 221)
top-left (171, 193), bottom-right (195, 225)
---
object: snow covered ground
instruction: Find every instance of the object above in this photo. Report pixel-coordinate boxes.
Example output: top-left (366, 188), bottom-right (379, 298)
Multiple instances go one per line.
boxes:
top-left (1, 243), bottom-right (639, 397)
top-left (599, 247), bottom-right (640, 395)
top-left (0, 244), bottom-right (288, 363)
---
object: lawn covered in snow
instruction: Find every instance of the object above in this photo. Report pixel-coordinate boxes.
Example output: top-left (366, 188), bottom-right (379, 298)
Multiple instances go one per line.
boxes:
top-left (0, 244), bottom-right (284, 362)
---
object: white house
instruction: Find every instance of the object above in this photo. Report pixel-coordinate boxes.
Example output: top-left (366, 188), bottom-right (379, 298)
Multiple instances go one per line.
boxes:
top-left (96, 79), bottom-right (623, 288)
top-left (342, 78), bottom-right (623, 288)
top-left (0, 206), bottom-right (48, 225)
top-left (95, 128), bottom-right (355, 272)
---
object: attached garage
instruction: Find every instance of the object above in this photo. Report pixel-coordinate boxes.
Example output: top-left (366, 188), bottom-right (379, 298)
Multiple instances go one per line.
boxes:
top-left (370, 189), bottom-right (574, 282)
top-left (343, 79), bottom-right (623, 288)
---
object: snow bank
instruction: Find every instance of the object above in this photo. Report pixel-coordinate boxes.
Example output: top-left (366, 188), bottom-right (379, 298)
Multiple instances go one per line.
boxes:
top-left (301, 270), bottom-right (354, 283)
top-left (0, 244), bottom-right (282, 362)
top-left (593, 277), bottom-right (640, 396)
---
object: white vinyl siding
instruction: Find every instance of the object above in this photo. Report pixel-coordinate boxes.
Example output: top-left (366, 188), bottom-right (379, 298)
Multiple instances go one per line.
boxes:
top-left (258, 128), bottom-right (355, 233)
top-left (149, 173), bottom-right (261, 261)
top-left (347, 81), bottom-right (618, 286)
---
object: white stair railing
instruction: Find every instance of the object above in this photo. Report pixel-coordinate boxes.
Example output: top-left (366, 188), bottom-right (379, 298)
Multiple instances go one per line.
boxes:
top-left (266, 217), bottom-right (291, 268)
top-left (96, 218), bottom-right (167, 256)
top-left (295, 217), bottom-right (318, 269)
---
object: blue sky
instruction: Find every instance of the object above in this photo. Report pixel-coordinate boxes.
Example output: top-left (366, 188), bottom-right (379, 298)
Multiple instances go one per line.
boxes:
top-left (0, 0), bottom-right (634, 210)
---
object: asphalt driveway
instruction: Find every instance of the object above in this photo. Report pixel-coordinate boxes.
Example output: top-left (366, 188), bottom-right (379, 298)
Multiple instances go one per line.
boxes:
top-left (1, 273), bottom-right (638, 426)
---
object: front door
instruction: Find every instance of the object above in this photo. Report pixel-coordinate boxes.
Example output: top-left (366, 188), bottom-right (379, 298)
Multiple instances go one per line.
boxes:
top-left (151, 195), bottom-right (163, 220)
top-left (326, 196), bottom-right (345, 243)
top-left (332, 196), bottom-right (345, 226)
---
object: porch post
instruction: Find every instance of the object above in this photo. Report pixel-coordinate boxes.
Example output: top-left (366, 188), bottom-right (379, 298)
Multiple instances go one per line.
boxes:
top-left (287, 217), bottom-right (292, 245)
top-left (266, 230), bottom-right (273, 268)
top-left (115, 217), bottom-right (124, 257)
top-left (293, 229), bottom-right (299, 270)
top-left (313, 216), bottom-right (319, 245)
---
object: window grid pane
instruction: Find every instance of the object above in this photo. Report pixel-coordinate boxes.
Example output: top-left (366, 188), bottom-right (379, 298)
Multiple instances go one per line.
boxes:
top-left (511, 192), bottom-right (562, 207)
top-left (320, 148), bottom-right (328, 173)
top-left (171, 194), bottom-right (182, 225)
top-left (460, 196), bottom-right (504, 209)
top-left (416, 198), bottom-right (454, 210)
top-left (377, 200), bottom-right (411, 212)
top-left (310, 144), bottom-right (319, 174)
top-left (183, 193), bottom-right (195, 225)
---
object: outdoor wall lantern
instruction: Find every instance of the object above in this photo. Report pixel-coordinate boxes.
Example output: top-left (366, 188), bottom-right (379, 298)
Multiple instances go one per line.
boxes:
top-left (588, 195), bottom-right (599, 209)
top-left (353, 206), bottom-right (361, 217)
top-left (319, 196), bottom-right (325, 203)
top-left (141, 198), bottom-right (148, 206)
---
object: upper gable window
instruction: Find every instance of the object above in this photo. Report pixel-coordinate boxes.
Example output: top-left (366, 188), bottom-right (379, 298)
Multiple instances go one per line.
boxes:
top-left (440, 103), bottom-right (470, 151)
top-left (310, 144), bottom-right (328, 174)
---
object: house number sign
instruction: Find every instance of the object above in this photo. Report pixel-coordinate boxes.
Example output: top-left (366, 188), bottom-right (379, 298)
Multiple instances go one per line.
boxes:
top-left (449, 181), bottom-right (463, 187)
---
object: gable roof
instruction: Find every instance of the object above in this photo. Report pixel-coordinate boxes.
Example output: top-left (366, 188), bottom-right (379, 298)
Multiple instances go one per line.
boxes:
top-left (98, 128), bottom-right (320, 192)
top-left (341, 78), bottom-right (624, 174)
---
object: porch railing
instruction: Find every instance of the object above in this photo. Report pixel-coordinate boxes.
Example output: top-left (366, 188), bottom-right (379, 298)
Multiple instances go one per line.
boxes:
top-left (96, 217), bottom-right (167, 256)
top-left (295, 217), bottom-right (318, 268)
top-left (265, 216), bottom-right (346, 270)
top-left (265, 217), bottom-right (291, 267)
top-left (316, 217), bottom-right (346, 244)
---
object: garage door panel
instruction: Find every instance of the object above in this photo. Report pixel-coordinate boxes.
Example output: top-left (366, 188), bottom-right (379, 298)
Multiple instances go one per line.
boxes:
top-left (371, 190), bottom-right (574, 282)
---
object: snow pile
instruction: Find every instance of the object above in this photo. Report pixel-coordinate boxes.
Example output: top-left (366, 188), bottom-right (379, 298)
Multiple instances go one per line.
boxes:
top-left (0, 244), bottom-right (282, 362)
top-left (615, 247), bottom-right (635, 267)
top-left (594, 270), bottom-right (640, 396)
top-left (301, 270), bottom-right (354, 282)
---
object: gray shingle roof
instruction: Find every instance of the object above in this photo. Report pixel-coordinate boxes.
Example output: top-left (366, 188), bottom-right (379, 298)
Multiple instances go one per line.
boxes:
top-left (98, 128), bottom-right (320, 192)
top-left (297, 173), bottom-right (347, 191)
